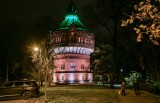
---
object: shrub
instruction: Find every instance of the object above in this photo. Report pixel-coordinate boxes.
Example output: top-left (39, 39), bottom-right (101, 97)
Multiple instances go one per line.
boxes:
top-left (124, 71), bottom-right (142, 87)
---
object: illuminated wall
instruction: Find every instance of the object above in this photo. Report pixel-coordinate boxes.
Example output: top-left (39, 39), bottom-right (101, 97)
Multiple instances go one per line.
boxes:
top-left (53, 73), bottom-right (92, 84)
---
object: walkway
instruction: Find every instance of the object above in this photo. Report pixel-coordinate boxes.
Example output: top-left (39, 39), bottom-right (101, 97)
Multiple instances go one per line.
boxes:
top-left (118, 89), bottom-right (160, 103)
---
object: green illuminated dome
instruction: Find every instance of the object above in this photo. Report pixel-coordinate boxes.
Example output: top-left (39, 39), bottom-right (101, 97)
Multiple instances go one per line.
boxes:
top-left (59, 1), bottom-right (85, 30)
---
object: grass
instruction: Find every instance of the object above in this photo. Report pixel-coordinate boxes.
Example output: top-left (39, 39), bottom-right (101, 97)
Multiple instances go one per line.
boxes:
top-left (28, 85), bottom-right (120, 103)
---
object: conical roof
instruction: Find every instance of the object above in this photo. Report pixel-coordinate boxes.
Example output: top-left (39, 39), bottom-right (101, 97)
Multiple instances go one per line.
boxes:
top-left (59, 1), bottom-right (85, 30)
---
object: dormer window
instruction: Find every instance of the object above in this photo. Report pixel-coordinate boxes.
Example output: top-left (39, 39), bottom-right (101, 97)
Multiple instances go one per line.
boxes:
top-left (78, 37), bottom-right (81, 42)
top-left (71, 32), bottom-right (74, 35)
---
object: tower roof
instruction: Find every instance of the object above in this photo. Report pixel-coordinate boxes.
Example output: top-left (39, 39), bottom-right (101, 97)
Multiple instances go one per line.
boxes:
top-left (59, 1), bottom-right (85, 30)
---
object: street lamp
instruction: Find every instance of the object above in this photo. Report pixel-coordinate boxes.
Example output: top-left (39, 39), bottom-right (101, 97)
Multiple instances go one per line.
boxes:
top-left (34, 47), bottom-right (39, 52)
top-left (121, 69), bottom-right (123, 73)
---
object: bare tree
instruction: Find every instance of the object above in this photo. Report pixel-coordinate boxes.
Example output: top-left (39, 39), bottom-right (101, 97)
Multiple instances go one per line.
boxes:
top-left (29, 38), bottom-right (54, 102)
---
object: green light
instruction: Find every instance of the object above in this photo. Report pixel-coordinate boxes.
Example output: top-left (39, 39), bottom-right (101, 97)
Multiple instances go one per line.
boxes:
top-left (60, 13), bottom-right (84, 29)
top-left (66, 15), bottom-right (78, 21)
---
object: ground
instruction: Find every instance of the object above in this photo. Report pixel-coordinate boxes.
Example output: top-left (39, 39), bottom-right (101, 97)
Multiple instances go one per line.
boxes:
top-left (119, 89), bottom-right (160, 103)
top-left (0, 85), bottom-right (159, 103)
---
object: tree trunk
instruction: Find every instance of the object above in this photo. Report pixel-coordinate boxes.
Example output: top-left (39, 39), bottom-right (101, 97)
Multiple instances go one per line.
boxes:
top-left (110, 74), bottom-right (114, 88)
top-left (155, 65), bottom-right (160, 93)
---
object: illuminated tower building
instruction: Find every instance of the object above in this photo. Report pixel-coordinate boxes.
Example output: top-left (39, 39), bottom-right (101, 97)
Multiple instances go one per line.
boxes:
top-left (49, 2), bottom-right (95, 84)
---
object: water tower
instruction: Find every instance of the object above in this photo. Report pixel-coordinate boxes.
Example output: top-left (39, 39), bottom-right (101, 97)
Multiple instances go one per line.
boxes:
top-left (49, 1), bottom-right (95, 84)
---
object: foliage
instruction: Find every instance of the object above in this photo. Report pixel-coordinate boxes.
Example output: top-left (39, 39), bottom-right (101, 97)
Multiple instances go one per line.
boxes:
top-left (146, 74), bottom-right (158, 86)
top-left (121, 0), bottom-right (160, 45)
top-left (125, 71), bottom-right (142, 86)
top-left (146, 74), bottom-right (160, 95)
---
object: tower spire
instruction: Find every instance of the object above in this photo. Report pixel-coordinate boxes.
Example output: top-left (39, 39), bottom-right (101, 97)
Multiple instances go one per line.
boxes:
top-left (67, 0), bottom-right (77, 13)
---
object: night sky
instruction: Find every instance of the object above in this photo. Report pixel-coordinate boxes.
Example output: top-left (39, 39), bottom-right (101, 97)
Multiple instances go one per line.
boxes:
top-left (0, 0), bottom-right (92, 60)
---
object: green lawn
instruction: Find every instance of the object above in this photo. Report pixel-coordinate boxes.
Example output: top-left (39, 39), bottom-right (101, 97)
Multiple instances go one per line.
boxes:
top-left (33, 85), bottom-right (120, 103)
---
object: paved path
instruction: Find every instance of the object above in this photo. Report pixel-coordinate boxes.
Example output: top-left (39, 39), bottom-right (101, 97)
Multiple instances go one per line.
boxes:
top-left (117, 89), bottom-right (160, 103)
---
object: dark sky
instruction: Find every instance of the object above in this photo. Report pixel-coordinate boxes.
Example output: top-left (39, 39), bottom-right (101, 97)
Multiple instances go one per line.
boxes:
top-left (0, 0), bottom-right (92, 59)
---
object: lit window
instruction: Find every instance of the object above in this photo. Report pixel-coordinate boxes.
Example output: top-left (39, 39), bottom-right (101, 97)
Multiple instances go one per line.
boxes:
top-left (56, 38), bottom-right (57, 42)
top-left (82, 75), bottom-right (84, 80)
top-left (61, 64), bottom-right (65, 70)
top-left (71, 63), bottom-right (75, 68)
top-left (59, 37), bottom-right (61, 42)
top-left (81, 38), bottom-right (83, 43)
top-left (62, 76), bottom-right (64, 80)
top-left (88, 40), bottom-right (90, 44)
top-left (84, 39), bottom-right (86, 43)
top-left (78, 37), bottom-right (81, 42)
top-left (71, 32), bottom-right (74, 35)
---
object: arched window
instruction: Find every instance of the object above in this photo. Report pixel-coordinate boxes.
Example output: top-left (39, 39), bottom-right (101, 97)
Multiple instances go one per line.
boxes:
top-left (62, 37), bottom-right (65, 42)
top-left (82, 75), bottom-right (84, 80)
top-left (56, 38), bottom-right (57, 42)
top-left (59, 37), bottom-right (61, 42)
top-left (71, 63), bottom-right (76, 68)
top-left (62, 76), bottom-right (64, 80)
top-left (61, 64), bottom-right (65, 70)
top-left (81, 38), bottom-right (83, 43)
top-left (88, 39), bottom-right (90, 44)
top-left (69, 36), bottom-right (75, 42)
top-left (81, 64), bottom-right (85, 70)
top-left (90, 40), bottom-right (92, 44)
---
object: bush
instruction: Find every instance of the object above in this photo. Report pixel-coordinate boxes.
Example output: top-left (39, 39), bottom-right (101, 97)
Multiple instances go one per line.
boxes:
top-left (124, 71), bottom-right (142, 87)
top-left (146, 75), bottom-right (160, 95)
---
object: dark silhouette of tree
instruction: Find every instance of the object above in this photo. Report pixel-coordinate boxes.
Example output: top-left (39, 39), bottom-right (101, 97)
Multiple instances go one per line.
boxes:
top-left (81, 0), bottom-right (140, 85)
top-left (91, 44), bottom-right (114, 85)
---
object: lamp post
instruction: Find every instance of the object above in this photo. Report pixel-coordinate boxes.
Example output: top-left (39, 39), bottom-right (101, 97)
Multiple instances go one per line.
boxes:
top-left (120, 69), bottom-right (124, 80)
top-left (120, 69), bottom-right (123, 73)
top-left (34, 47), bottom-right (39, 52)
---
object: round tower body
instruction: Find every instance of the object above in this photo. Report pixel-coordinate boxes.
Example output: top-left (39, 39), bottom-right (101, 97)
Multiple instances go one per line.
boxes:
top-left (49, 3), bottom-right (95, 84)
